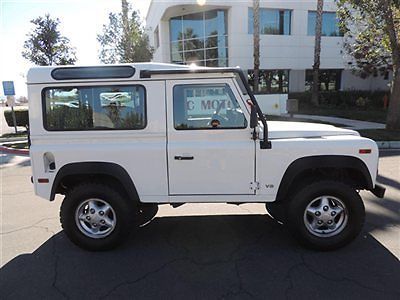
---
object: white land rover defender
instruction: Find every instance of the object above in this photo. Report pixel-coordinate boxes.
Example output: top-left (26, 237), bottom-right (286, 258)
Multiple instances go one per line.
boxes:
top-left (27, 63), bottom-right (385, 251)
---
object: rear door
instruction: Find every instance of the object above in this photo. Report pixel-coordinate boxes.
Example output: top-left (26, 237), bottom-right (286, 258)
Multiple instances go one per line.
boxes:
top-left (166, 78), bottom-right (255, 195)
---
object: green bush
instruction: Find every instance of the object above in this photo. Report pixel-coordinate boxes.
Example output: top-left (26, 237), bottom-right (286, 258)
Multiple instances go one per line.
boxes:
top-left (4, 108), bottom-right (29, 129)
top-left (288, 90), bottom-right (388, 111)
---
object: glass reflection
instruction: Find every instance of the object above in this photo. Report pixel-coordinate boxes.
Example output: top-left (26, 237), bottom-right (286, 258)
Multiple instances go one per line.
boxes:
top-left (307, 12), bottom-right (343, 36)
top-left (183, 12), bottom-right (204, 39)
top-left (170, 17), bottom-right (182, 42)
top-left (169, 9), bottom-right (228, 66)
top-left (248, 8), bottom-right (291, 35)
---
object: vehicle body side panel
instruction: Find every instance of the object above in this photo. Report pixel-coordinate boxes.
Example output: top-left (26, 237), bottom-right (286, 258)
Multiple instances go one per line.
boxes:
top-left (165, 78), bottom-right (256, 195)
top-left (256, 135), bottom-right (379, 197)
top-left (29, 80), bottom-right (168, 201)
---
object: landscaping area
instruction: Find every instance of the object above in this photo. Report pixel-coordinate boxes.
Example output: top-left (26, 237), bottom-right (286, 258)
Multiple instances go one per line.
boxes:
top-left (289, 91), bottom-right (388, 123)
top-left (357, 129), bottom-right (400, 141)
top-left (2, 141), bottom-right (29, 150)
top-left (0, 131), bottom-right (27, 139)
top-left (3, 107), bottom-right (29, 129)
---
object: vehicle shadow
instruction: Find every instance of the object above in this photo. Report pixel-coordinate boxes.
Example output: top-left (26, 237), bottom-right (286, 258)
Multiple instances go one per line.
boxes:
top-left (1, 215), bottom-right (399, 299)
top-left (379, 150), bottom-right (400, 158)
top-left (377, 175), bottom-right (400, 192)
top-left (0, 153), bottom-right (30, 168)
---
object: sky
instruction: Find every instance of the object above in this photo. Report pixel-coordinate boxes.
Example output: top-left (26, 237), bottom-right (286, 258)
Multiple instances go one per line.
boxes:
top-left (0, 0), bottom-right (151, 98)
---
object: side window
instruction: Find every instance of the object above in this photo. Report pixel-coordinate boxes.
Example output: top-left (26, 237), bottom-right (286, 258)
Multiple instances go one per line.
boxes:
top-left (43, 85), bottom-right (146, 131)
top-left (173, 84), bottom-right (247, 130)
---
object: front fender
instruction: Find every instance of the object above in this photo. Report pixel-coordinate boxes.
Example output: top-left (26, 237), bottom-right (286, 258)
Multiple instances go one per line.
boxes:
top-left (276, 155), bottom-right (373, 202)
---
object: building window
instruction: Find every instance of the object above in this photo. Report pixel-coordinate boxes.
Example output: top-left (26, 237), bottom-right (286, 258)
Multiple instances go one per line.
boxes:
top-left (307, 12), bottom-right (343, 36)
top-left (43, 85), bottom-right (146, 131)
top-left (248, 70), bottom-right (289, 94)
top-left (169, 9), bottom-right (228, 67)
top-left (154, 26), bottom-right (160, 49)
top-left (305, 69), bottom-right (342, 91)
top-left (248, 8), bottom-right (291, 35)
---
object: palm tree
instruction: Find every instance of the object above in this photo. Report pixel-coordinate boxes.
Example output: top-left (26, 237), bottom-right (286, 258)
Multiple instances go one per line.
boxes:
top-left (253, 0), bottom-right (260, 93)
top-left (311, 0), bottom-right (324, 106)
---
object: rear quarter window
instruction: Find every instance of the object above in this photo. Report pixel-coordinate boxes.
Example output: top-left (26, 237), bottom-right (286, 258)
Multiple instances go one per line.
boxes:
top-left (42, 85), bottom-right (146, 131)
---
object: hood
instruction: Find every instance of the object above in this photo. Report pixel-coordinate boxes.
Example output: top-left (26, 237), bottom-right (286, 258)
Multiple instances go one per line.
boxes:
top-left (267, 121), bottom-right (359, 139)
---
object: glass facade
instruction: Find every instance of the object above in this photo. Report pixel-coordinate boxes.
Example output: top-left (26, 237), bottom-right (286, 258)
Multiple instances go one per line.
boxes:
top-left (307, 12), bottom-right (343, 36)
top-left (305, 69), bottom-right (342, 91)
top-left (248, 8), bottom-right (291, 35)
top-left (248, 70), bottom-right (290, 94)
top-left (169, 10), bottom-right (228, 67)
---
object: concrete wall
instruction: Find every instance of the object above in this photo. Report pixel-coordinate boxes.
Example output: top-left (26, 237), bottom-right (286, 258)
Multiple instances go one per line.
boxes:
top-left (289, 70), bottom-right (306, 93)
top-left (146, 0), bottom-right (345, 70)
top-left (255, 94), bottom-right (288, 115)
top-left (226, 1), bottom-right (344, 71)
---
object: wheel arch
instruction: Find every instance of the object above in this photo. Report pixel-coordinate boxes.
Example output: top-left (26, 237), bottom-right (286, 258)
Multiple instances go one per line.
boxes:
top-left (275, 155), bottom-right (373, 203)
top-left (50, 162), bottom-right (140, 204)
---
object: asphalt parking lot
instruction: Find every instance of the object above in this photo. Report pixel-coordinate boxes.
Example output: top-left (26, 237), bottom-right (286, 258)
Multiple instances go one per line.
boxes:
top-left (1, 151), bottom-right (399, 299)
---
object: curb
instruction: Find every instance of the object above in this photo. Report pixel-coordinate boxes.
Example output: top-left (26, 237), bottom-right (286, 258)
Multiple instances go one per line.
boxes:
top-left (376, 141), bottom-right (400, 149)
top-left (0, 145), bottom-right (29, 155)
top-left (0, 137), bottom-right (27, 143)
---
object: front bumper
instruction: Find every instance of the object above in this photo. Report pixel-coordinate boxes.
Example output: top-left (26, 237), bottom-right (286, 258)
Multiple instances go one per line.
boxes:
top-left (371, 184), bottom-right (386, 198)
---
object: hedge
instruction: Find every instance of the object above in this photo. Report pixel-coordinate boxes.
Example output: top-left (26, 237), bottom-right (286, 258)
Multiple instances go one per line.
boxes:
top-left (288, 90), bottom-right (389, 111)
top-left (4, 108), bottom-right (29, 129)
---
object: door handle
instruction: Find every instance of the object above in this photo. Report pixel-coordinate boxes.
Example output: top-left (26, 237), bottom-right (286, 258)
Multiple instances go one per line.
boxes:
top-left (174, 155), bottom-right (194, 160)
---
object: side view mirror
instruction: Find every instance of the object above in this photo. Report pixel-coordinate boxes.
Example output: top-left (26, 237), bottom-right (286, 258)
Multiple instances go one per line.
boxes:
top-left (250, 104), bottom-right (258, 128)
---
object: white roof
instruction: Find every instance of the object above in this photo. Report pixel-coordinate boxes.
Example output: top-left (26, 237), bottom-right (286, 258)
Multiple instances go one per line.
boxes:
top-left (26, 62), bottom-right (214, 84)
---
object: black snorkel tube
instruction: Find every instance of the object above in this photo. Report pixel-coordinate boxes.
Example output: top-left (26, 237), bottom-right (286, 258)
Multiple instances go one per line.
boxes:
top-left (235, 69), bottom-right (272, 149)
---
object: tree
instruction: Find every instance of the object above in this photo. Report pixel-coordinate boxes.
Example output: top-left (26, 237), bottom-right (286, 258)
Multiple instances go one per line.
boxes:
top-left (22, 14), bottom-right (76, 66)
top-left (311, 0), bottom-right (324, 106)
top-left (98, 0), bottom-right (153, 63)
top-left (337, 0), bottom-right (400, 130)
top-left (253, 0), bottom-right (260, 93)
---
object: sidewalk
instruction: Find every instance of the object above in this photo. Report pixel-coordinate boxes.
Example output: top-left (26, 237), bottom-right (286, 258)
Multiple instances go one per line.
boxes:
top-left (289, 114), bottom-right (386, 130)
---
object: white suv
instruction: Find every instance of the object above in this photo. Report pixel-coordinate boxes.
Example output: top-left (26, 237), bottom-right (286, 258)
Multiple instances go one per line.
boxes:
top-left (27, 63), bottom-right (385, 251)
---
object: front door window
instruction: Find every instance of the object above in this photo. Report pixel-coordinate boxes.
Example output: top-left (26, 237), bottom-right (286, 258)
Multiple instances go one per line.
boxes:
top-left (173, 84), bottom-right (247, 130)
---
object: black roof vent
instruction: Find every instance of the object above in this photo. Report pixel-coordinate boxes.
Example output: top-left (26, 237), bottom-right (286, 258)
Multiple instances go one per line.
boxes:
top-left (51, 66), bottom-right (135, 80)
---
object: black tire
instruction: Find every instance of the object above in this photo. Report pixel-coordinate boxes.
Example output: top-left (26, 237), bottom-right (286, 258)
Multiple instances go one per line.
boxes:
top-left (265, 202), bottom-right (286, 223)
top-left (60, 182), bottom-right (137, 251)
top-left (287, 180), bottom-right (365, 251)
top-left (137, 203), bottom-right (158, 226)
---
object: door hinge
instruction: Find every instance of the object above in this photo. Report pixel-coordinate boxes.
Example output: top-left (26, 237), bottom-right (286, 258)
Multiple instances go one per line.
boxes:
top-left (251, 129), bottom-right (259, 140)
top-left (250, 181), bottom-right (260, 191)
